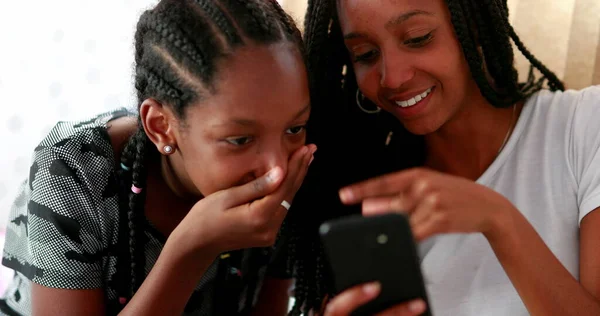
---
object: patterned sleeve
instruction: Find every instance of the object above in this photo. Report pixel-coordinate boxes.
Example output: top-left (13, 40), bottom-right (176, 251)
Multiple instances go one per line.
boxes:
top-left (2, 137), bottom-right (112, 289)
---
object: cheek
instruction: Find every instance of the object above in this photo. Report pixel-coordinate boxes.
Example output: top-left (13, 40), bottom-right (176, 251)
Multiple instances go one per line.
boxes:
top-left (435, 32), bottom-right (473, 89)
top-left (355, 65), bottom-right (380, 99)
top-left (188, 153), bottom-right (251, 195)
top-left (181, 145), bottom-right (243, 193)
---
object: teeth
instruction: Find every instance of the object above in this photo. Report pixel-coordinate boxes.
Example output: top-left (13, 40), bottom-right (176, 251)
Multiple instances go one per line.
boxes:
top-left (395, 87), bottom-right (432, 108)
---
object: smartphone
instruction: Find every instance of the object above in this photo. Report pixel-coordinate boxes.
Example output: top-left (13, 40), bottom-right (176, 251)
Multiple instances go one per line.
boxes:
top-left (319, 213), bottom-right (432, 316)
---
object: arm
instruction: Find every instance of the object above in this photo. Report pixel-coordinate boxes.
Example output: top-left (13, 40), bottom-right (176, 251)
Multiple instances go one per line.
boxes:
top-left (250, 277), bottom-right (293, 316)
top-left (31, 232), bottom-right (216, 316)
top-left (492, 87), bottom-right (600, 315)
top-left (32, 286), bottom-right (106, 316)
top-left (118, 232), bottom-right (217, 316)
top-left (486, 206), bottom-right (600, 316)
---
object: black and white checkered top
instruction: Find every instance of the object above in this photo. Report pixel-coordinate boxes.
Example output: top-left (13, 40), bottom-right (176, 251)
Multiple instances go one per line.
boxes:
top-left (0, 109), bottom-right (288, 315)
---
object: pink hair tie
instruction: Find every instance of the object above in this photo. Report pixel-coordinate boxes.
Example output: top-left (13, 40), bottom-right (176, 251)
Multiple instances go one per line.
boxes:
top-left (119, 297), bottom-right (127, 305)
top-left (131, 185), bottom-right (143, 194)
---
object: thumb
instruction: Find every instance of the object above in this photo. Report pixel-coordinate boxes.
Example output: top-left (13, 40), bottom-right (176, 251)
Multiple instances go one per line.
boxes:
top-left (219, 166), bottom-right (285, 209)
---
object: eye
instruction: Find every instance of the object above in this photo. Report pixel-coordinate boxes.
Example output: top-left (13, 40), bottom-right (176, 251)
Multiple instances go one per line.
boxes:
top-left (225, 136), bottom-right (253, 146)
top-left (286, 125), bottom-right (306, 135)
top-left (353, 49), bottom-right (380, 64)
top-left (403, 32), bottom-right (434, 48)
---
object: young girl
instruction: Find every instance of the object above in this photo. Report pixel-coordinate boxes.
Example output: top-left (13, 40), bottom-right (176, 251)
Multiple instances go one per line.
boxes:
top-left (299, 0), bottom-right (600, 315)
top-left (0, 0), bottom-right (316, 315)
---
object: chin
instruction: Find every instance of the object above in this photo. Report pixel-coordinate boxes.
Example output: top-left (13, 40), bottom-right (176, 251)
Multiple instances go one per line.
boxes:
top-left (398, 119), bottom-right (441, 136)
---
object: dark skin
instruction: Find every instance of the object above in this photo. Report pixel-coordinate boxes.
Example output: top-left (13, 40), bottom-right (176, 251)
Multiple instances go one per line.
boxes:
top-left (32, 43), bottom-right (313, 316)
top-left (322, 0), bottom-right (600, 315)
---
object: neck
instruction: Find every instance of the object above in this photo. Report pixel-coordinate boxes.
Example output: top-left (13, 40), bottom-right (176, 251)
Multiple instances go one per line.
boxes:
top-left (424, 97), bottom-right (522, 181)
top-left (143, 155), bottom-right (197, 238)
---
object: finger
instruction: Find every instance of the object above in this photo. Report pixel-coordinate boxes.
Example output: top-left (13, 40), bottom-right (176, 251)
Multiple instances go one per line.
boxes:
top-left (374, 299), bottom-right (427, 316)
top-left (362, 194), bottom-right (416, 216)
top-left (219, 166), bottom-right (284, 209)
top-left (324, 282), bottom-right (381, 316)
top-left (243, 145), bottom-right (311, 223)
top-left (291, 144), bottom-right (316, 191)
top-left (271, 144), bottom-right (314, 205)
top-left (409, 195), bottom-right (438, 229)
top-left (412, 212), bottom-right (443, 242)
top-left (339, 168), bottom-right (428, 205)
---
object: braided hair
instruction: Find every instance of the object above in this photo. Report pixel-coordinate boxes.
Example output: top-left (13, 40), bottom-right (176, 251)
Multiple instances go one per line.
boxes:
top-left (115, 0), bottom-right (305, 311)
top-left (295, 0), bottom-right (566, 313)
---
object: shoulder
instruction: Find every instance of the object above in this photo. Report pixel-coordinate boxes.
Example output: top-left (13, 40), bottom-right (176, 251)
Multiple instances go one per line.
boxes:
top-left (528, 86), bottom-right (600, 113)
top-left (2, 109), bottom-right (135, 287)
top-left (32, 108), bottom-right (135, 191)
top-left (522, 86), bottom-right (600, 134)
top-left (23, 109), bottom-right (136, 228)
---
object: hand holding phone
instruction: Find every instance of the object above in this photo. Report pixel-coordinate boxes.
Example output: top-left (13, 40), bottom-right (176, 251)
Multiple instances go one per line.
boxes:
top-left (319, 213), bottom-right (432, 316)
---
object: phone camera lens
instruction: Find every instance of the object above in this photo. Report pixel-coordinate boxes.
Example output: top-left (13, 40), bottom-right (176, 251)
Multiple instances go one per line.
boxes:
top-left (377, 234), bottom-right (388, 244)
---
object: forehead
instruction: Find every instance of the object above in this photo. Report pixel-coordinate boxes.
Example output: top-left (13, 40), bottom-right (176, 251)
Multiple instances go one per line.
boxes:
top-left (338, 0), bottom-right (442, 25)
top-left (186, 43), bottom-right (309, 124)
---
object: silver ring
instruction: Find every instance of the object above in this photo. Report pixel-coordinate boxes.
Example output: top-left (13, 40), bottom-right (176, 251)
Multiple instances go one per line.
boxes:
top-left (280, 200), bottom-right (291, 211)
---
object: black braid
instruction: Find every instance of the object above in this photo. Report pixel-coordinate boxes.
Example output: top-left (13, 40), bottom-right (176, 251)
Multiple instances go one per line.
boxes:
top-left (117, 0), bottom-right (306, 312)
top-left (195, 0), bottom-right (243, 46)
top-left (299, 0), bottom-right (566, 313)
top-left (121, 129), bottom-right (150, 295)
top-left (448, 0), bottom-right (511, 107)
top-left (507, 26), bottom-right (565, 91)
top-left (445, 0), bottom-right (565, 106)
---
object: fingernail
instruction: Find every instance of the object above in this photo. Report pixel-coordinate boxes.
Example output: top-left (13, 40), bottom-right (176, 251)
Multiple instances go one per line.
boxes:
top-left (309, 156), bottom-right (315, 166)
top-left (408, 300), bottom-right (426, 313)
top-left (339, 189), bottom-right (354, 203)
top-left (266, 167), bottom-right (282, 183)
top-left (324, 304), bottom-right (335, 315)
top-left (363, 282), bottom-right (380, 296)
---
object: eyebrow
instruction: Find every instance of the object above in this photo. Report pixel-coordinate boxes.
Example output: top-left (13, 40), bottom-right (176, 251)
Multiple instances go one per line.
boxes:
top-left (216, 104), bottom-right (311, 127)
top-left (343, 10), bottom-right (434, 40)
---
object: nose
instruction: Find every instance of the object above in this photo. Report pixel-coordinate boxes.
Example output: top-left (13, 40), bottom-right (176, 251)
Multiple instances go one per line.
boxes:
top-left (253, 142), bottom-right (290, 180)
top-left (379, 49), bottom-right (416, 89)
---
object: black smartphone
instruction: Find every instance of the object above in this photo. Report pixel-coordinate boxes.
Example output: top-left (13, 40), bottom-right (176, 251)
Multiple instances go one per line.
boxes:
top-left (319, 213), bottom-right (432, 316)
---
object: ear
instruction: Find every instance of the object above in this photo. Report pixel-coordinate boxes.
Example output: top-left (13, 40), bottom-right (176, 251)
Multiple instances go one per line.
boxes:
top-left (139, 99), bottom-right (178, 155)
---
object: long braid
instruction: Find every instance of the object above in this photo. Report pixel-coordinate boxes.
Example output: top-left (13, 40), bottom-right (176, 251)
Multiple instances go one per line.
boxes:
top-left (445, 0), bottom-right (565, 107)
top-left (447, 0), bottom-right (511, 107)
top-left (118, 0), bottom-right (307, 312)
top-left (507, 26), bottom-right (565, 91)
top-left (123, 129), bottom-right (150, 295)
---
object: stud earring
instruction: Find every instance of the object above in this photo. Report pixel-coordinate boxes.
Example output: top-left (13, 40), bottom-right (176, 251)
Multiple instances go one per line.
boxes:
top-left (163, 145), bottom-right (174, 155)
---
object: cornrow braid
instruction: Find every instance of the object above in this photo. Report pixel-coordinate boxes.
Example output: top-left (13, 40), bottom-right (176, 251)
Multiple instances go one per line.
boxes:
top-left (195, 0), bottom-right (243, 47)
top-left (117, 0), bottom-right (307, 313)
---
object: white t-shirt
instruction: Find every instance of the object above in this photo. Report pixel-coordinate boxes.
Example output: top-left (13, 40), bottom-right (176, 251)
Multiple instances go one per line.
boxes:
top-left (419, 86), bottom-right (600, 316)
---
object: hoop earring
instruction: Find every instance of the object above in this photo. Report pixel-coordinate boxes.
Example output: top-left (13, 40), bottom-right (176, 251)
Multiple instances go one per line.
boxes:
top-left (356, 89), bottom-right (381, 114)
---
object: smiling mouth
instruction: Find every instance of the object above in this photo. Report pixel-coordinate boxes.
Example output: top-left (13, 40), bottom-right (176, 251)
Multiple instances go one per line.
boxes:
top-left (393, 87), bottom-right (433, 108)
